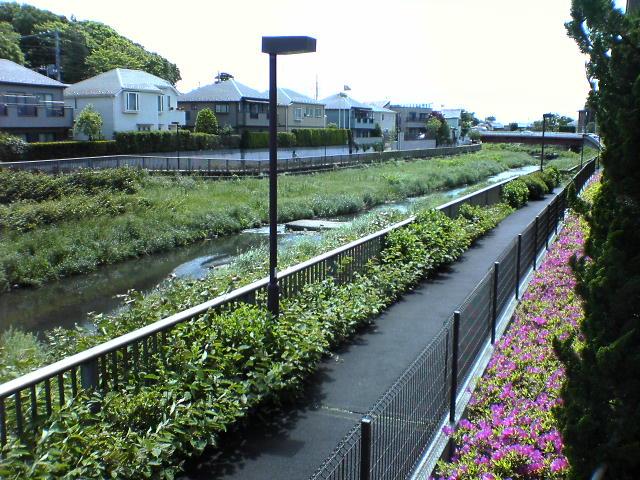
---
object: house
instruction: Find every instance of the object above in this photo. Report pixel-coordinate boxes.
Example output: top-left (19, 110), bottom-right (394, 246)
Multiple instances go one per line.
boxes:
top-left (321, 92), bottom-right (375, 138)
top-left (388, 103), bottom-right (433, 140)
top-left (178, 78), bottom-right (269, 133)
top-left (270, 88), bottom-right (326, 132)
top-left (442, 108), bottom-right (463, 143)
top-left (367, 101), bottom-right (397, 136)
top-left (64, 68), bottom-right (185, 140)
top-left (0, 59), bottom-right (73, 142)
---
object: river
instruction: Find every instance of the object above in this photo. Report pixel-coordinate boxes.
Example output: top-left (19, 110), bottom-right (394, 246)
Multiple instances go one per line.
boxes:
top-left (0, 164), bottom-right (538, 335)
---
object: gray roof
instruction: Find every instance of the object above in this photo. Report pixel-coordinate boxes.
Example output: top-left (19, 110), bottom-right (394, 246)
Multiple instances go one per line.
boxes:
top-left (320, 93), bottom-right (372, 110)
top-left (272, 88), bottom-right (324, 106)
top-left (366, 102), bottom-right (396, 113)
top-left (442, 108), bottom-right (462, 119)
top-left (64, 68), bottom-right (177, 98)
top-left (181, 79), bottom-right (267, 102)
top-left (0, 59), bottom-right (67, 88)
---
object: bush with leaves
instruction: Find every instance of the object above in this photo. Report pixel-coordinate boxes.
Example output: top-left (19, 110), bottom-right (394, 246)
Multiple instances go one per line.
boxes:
top-left (73, 104), bottom-right (104, 141)
top-left (502, 178), bottom-right (529, 208)
top-left (194, 108), bottom-right (218, 135)
top-left (0, 132), bottom-right (28, 162)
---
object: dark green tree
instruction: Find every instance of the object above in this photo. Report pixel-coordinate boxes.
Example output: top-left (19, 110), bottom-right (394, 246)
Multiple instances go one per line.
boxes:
top-left (74, 104), bottom-right (103, 140)
top-left (372, 122), bottom-right (383, 137)
top-left (555, 1), bottom-right (640, 479)
top-left (194, 108), bottom-right (218, 135)
top-left (0, 21), bottom-right (24, 64)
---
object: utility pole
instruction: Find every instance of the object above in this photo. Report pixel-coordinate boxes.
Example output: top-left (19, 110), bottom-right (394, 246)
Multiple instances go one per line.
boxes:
top-left (19, 31), bottom-right (62, 82)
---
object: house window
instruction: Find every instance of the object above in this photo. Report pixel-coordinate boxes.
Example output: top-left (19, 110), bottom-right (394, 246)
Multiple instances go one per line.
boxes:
top-left (305, 106), bottom-right (313, 117)
top-left (191, 104), bottom-right (199, 110)
top-left (166, 95), bottom-right (171, 109)
top-left (315, 108), bottom-right (322, 118)
top-left (294, 108), bottom-right (302, 121)
top-left (125, 92), bottom-right (139, 112)
top-left (137, 124), bottom-right (152, 131)
top-left (215, 104), bottom-right (229, 114)
top-left (157, 95), bottom-right (164, 112)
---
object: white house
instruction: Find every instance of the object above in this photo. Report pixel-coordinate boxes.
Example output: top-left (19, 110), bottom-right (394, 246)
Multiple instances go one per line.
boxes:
top-left (367, 101), bottom-right (397, 136)
top-left (442, 108), bottom-right (463, 143)
top-left (64, 68), bottom-right (185, 140)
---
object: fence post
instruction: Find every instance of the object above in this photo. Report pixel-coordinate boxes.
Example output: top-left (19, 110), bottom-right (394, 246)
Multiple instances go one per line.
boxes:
top-left (533, 216), bottom-right (539, 270)
top-left (81, 359), bottom-right (99, 391)
top-left (492, 262), bottom-right (499, 344)
top-left (516, 235), bottom-right (522, 300)
top-left (450, 311), bottom-right (460, 423)
top-left (360, 416), bottom-right (372, 480)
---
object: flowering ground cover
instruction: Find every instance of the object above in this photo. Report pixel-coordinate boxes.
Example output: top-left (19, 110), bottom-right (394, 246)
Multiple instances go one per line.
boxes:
top-left (432, 177), bottom-right (600, 480)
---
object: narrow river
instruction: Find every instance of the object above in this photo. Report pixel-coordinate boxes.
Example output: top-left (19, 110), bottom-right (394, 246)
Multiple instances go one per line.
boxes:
top-left (0, 164), bottom-right (538, 335)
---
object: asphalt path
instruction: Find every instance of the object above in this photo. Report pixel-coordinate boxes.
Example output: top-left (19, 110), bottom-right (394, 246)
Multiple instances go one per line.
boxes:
top-left (180, 191), bottom-right (561, 480)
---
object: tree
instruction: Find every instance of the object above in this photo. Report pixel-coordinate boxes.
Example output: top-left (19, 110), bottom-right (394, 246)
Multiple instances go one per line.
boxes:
top-left (194, 108), bottom-right (218, 135)
top-left (554, 2), bottom-right (640, 479)
top-left (425, 117), bottom-right (442, 139)
top-left (0, 21), bottom-right (24, 64)
top-left (372, 122), bottom-right (383, 137)
top-left (485, 115), bottom-right (496, 122)
top-left (36, 20), bottom-right (91, 83)
top-left (460, 110), bottom-right (479, 137)
top-left (74, 104), bottom-right (103, 140)
top-left (508, 122), bottom-right (519, 131)
top-left (437, 119), bottom-right (451, 145)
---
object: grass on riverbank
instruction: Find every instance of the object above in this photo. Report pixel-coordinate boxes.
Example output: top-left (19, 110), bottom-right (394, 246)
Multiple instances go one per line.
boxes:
top-left (0, 146), bottom-right (541, 291)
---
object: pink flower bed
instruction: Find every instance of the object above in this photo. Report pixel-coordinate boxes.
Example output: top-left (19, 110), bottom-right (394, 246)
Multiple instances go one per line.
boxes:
top-left (432, 180), bottom-right (599, 480)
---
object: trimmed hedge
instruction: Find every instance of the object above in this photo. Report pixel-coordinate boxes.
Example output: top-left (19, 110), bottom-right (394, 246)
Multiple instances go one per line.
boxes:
top-left (23, 141), bottom-right (118, 161)
top-left (502, 179), bottom-right (529, 208)
top-left (239, 132), bottom-right (298, 149)
top-left (292, 128), bottom-right (349, 147)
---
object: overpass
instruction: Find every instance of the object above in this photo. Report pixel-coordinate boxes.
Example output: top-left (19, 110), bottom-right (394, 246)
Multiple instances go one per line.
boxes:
top-left (481, 131), bottom-right (601, 149)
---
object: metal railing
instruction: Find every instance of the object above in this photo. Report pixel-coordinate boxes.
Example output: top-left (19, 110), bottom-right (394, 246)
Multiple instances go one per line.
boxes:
top-left (0, 159), bottom-right (596, 461)
top-left (310, 159), bottom-right (596, 480)
top-left (0, 145), bottom-right (482, 175)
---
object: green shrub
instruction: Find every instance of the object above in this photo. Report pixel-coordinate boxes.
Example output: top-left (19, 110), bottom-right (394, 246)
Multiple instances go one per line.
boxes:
top-left (292, 128), bottom-right (348, 147)
top-left (520, 173), bottom-right (549, 200)
top-left (0, 132), bottom-right (28, 162)
top-left (115, 131), bottom-right (221, 154)
top-left (501, 179), bottom-right (529, 208)
top-left (25, 141), bottom-right (118, 161)
top-left (278, 132), bottom-right (296, 147)
top-left (194, 108), bottom-right (218, 134)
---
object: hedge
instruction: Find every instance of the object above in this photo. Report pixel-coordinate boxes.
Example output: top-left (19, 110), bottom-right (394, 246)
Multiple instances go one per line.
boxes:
top-left (292, 128), bottom-right (349, 147)
top-left (23, 141), bottom-right (118, 161)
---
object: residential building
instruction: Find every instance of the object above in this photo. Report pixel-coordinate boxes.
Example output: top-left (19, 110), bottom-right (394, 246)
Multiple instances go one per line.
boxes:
top-left (179, 78), bottom-right (269, 133)
top-left (321, 92), bottom-right (375, 138)
top-left (0, 59), bottom-right (73, 142)
top-left (64, 68), bottom-right (185, 140)
top-left (442, 108), bottom-right (463, 143)
top-left (367, 101), bottom-right (397, 136)
top-left (388, 103), bottom-right (433, 140)
top-left (270, 88), bottom-right (326, 132)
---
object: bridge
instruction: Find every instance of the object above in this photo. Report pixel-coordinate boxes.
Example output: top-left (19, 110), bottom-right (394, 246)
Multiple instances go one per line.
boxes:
top-left (481, 131), bottom-right (601, 149)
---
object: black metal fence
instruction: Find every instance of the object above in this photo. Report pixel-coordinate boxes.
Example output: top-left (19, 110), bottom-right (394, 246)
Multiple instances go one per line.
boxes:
top-left (309, 159), bottom-right (596, 480)
top-left (1, 145), bottom-right (481, 175)
top-left (0, 159), bottom-right (595, 460)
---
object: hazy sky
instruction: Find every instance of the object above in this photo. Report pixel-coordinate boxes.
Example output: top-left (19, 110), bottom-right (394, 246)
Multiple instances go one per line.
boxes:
top-left (17, 0), bottom-right (627, 123)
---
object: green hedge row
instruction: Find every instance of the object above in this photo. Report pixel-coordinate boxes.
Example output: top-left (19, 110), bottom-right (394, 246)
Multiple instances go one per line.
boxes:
top-left (239, 129), bottom-right (348, 149)
top-left (501, 166), bottom-right (561, 207)
top-left (0, 203), bottom-right (513, 478)
top-left (114, 131), bottom-right (241, 154)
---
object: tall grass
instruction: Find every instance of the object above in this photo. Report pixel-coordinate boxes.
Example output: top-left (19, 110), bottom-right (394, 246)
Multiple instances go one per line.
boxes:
top-left (0, 147), bottom-right (547, 290)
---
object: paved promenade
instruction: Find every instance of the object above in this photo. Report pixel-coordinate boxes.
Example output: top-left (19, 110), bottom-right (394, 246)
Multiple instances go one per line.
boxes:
top-left (181, 190), bottom-right (561, 480)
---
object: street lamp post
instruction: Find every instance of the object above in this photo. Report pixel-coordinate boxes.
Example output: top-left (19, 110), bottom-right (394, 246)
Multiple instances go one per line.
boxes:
top-left (262, 36), bottom-right (316, 317)
top-left (540, 113), bottom-right (553, 172)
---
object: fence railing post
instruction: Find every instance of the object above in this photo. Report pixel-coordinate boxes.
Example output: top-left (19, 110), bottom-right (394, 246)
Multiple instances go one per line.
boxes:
top-left (545, 207), bottom-right (550, 250)
top-left (450, 311), bottom-right (460, 423)
top-left (516, 235), bottom-right (522, 300)
top-left (360, 416), bottom-right (372, 480)
top-left (492, 262), bottom-right (499, 344)
top-left (533, 216), bottom-right (539, 270)
top-left (81, 359), bottom-right (99, 391)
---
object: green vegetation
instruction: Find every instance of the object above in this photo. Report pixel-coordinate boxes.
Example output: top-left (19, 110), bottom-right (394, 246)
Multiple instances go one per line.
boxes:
top-left (554, 2), bottom-right (640, 478)
top-left (0, 3), bottom-right (180, 84)
top-left (0, 146), bottom-right (584, 291)
top-left (73, 104), bottom-right (104, 141)
top-left (0, 202), bottom-right (513, 479)
top-left (194, 108), bottom-right (218, 135)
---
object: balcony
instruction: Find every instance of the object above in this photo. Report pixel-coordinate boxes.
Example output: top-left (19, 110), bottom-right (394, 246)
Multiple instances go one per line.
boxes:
top-left (0, 104), bottom-right (73, 129)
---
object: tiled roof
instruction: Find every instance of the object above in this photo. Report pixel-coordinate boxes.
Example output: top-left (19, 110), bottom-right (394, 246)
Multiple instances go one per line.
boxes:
top-left (64, 68), bottom-right (177, 97)
top-left (0, 59), bottom-right (67, 88)
top-left (320, 93), bottom-right (372, 110)
top-left (181, 79), bottom-right (267, 102)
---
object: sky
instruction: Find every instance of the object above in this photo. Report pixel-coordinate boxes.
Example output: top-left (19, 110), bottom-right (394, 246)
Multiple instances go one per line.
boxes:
top-left (14, 0), bottom-right (628, 123)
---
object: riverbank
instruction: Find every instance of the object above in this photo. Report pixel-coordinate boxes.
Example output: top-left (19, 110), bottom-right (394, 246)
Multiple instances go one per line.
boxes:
top-left (0, 146), bottom-right (541, 292)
